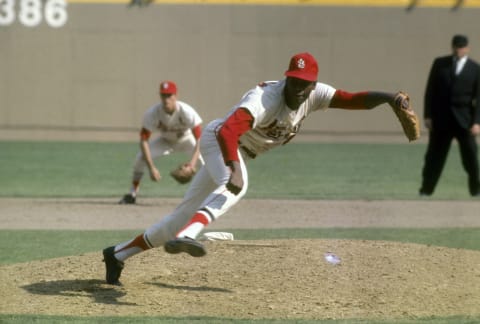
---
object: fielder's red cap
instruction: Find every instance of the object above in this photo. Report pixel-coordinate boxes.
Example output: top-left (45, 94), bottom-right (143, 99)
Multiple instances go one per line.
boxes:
top-left (284, 52), bottom-right (318, 81)
top-left (159, 81), bottom-right (177, 95)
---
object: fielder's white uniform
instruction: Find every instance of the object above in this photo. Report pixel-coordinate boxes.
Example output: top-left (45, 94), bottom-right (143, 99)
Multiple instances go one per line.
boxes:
top-left (132, 100), bottom-right (204, 178)
top-left (142, 79), bottom-right (336, 247)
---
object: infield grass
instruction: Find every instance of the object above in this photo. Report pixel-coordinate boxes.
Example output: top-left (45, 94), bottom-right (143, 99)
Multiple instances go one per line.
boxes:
top-left (1, 140), bottom-right (478, 200)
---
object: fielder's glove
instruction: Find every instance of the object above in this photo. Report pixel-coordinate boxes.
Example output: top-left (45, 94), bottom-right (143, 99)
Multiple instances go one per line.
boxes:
top-left (170, 163), bottom-right (196, 184)
top-left (391, 91), bottom-right (421, 142)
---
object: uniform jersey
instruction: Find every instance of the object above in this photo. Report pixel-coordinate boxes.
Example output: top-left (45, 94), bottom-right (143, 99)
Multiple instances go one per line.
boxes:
top-left (142, 100), bottom-right (202, 142)
top-left (211, 79), bottom-right (336, 156)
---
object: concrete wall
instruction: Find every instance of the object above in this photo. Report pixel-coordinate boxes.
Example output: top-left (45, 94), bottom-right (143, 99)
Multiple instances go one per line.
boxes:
top-left (1, 3), bottom-right (479, 141)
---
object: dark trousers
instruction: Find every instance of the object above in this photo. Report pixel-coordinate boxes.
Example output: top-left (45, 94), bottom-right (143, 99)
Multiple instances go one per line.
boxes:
top-left (420, 126), bottom-right (480, 196)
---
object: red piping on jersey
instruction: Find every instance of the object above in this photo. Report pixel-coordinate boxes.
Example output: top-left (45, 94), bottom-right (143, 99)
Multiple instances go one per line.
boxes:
top-left (329, 90), bottom-right (370, 110)
top-left (217, 108), bottom-right (254, 164)
top-left (140, 127), bottom-right (152, 140)
top-left (192, 125), bottom-right (202, 140)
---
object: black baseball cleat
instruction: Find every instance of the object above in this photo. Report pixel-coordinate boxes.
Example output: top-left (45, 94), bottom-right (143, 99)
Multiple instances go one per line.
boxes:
top-left (164, 237), bottom-right (206, 257)
top-left (119, 194), bottom-right (136, 205)
top-left (419, 189), bottom-right (431, 197)
top-left (103, 246), bottom-right (124, 285)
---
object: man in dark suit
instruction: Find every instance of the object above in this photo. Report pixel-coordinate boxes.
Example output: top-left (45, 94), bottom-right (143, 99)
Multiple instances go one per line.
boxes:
top-left (420, 34), bottom-right (480, 197)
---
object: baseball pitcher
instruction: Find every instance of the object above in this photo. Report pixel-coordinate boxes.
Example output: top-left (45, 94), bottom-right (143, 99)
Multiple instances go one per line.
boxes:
top-left (103, 52), bottom-right (419, 285)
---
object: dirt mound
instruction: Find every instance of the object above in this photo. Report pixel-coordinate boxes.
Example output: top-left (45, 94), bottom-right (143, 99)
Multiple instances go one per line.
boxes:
top-left (1, 239), bottom-right (479, 320)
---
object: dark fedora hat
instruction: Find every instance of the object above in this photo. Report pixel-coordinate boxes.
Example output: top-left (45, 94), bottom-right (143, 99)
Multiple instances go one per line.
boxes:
top-left (452, 34), bottom-right (468, 48)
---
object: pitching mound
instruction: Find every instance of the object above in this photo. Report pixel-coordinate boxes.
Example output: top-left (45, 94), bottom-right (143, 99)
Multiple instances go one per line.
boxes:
top-left (1, 239), bottom-right (479, 320)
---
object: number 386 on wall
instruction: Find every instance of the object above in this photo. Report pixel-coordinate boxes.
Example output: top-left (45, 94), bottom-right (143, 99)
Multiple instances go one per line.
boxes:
top-left (0, 0), bottom-right (68, 28)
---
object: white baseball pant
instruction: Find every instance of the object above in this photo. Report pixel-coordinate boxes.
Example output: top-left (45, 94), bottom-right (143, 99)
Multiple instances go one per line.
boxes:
top-left (144, 123), bottom-right (248, 247)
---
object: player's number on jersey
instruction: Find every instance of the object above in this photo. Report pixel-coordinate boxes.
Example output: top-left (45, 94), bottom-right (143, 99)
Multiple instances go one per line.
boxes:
top-left (0, 0), bottom-right (67, 27)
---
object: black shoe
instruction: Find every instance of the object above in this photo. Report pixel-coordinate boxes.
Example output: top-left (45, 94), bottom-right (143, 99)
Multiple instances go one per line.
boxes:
top-left (419, 190), bottom-right (431, 197)
top-left (119, 194), bottom-right (136, 204)
top-left (103, 246), bottom-right (124, 285)
top-left (164, 237), bottom-right (206, 257)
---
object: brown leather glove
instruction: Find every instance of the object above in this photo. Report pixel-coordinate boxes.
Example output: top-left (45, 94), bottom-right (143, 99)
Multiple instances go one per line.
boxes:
top-left (391, 91), bottom-right (421, 142)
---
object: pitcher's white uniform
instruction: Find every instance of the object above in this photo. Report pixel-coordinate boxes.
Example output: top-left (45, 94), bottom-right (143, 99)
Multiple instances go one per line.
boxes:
top-left (143, 79), bottom-right (336, 247)
top-left (132, 100), bottom-right (203, 174)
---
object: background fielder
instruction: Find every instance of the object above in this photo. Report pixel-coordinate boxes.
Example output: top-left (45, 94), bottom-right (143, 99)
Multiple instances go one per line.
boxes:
top-left (119, 81), bottom-right (204, 204)
top-left (104, 52), bottom-right (416, 285)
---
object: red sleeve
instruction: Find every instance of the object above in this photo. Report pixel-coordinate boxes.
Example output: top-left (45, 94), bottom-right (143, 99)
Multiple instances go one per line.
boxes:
top-left (329, 90), bottom-right (370, 110)
top-left (191, 125), bottom-right (202, 140)
top-left (140, 127), bottom-right (152, 141)
top-left (217, 108), bottom-right (254, 164)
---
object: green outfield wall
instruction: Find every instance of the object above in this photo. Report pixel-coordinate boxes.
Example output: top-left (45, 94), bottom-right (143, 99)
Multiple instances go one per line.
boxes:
top-left (1, 1), bottom-right (479, 141)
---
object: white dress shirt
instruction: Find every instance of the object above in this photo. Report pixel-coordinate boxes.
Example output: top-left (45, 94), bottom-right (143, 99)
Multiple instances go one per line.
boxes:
top-left (454, 55), bottom-right (468, 75)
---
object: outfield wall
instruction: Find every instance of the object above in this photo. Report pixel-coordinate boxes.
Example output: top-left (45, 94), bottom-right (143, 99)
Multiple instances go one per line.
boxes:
top-left (1, 1), bottom-right (479, 141)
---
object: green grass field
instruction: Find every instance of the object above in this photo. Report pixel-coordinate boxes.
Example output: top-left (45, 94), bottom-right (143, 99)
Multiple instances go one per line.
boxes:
top-left (1, 140), bottom-right (479, 324)
top-left (0, 140), bottom-right (477, 199)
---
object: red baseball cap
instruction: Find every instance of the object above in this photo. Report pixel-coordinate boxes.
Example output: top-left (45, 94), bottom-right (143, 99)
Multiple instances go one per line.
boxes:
top-left (284, 52), bottom-right (318, 81)
top-left (159, 81), bottom-right (177, 95)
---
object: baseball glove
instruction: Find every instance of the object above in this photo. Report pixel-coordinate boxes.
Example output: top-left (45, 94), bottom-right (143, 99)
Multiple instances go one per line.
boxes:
top-left (170, 163), bottom-right (196, 184)
top-left (391, 91), bottom-right (421, 142)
